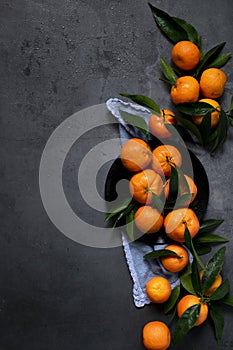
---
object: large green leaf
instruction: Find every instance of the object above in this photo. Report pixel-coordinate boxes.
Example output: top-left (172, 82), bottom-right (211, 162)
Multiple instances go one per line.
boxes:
top-left (209, 303), bottom-right (224, 344)
top-left (184, 227), bottom-right (205, 269)
top-left (199, 219), bottom-right (224, 234)
top-left (173, 304), bottom-right (201, 344)
top-left (173, 114), bottom-right (203, 145)
top-left (160, 56), bottom-right (177, 85)
top-left (211, 110), bottom-right (229, 153)
top-left (172, 17), bottom-right (200, 47)
top-left (180, 264), bottom-right (196, 295)
top-left (206, 53), bottom-right (231, 69)
top-left (167, 165), bottom-right (178, 203)
top-left (194, 42), bottom-right (226, 77)
top-left (119, 110), bottom-right (149, 137)
top-left (191, 260), bottom-right (202, 296)
top-left (144, 249), bottom-right (181, 260)
top-left (164, 285), bottom-right (180, 314)
top-left (195, 244), bottom-right (212, 256)
top-left (210, 279), bottom-right (230, 301)
top-left (120, 94), bottom-right (160, 114)
top-left (151, 192), bottom-right (164, 213)
top-left (176, 102), bottom-right (215, 116)
top-left (221, 295), bottom-right (233, 307)
top-left (195, 232), bottom-right (229, 244)
top-left (148, 4), bottom-right (188, 43)
top-left (199, 112), bottom-right (212, 144)
top-left (201, 247), bottom-right (226, 295)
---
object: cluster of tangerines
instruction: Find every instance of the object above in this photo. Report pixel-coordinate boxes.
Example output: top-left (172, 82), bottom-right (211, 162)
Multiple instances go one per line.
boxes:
top-left (120, 136), bottom-right (223, 350)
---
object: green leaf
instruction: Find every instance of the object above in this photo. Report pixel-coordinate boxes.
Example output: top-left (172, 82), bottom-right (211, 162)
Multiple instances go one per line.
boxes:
top-left (194, 42), bottom-right (226, 77)
top-left (164, 285), bottom-right (180, 314)
top-left (226, 95), bottom-right (233, 113)
top-left (167, 165), bottom-right (178, 203)
top-left (195, 244), bottom-right (212, 256)
top-left (210, 279), bottom-right (230, 301)
top-left (195, 232), bottom-right (229, 244)
top-left (148, 4), bottom-right (188, 43)
top-left (120, 94), bottom-right (160, 114)
top-left (160, 56), bottom-right (177, 86)
top-left (126, 211), bottom-right (135, 241)
top-left (180, 264), bottom-right (196, 295)
top-left (105, 197), bottom-right (132, 221)
top-left (119, 110), bottom-right (149, 137)
top-left (172, 17), bottom-right (200, 47)
top-left (211, 110), bottom-right (229, 153)
top-left (173, 114), bottom-right (203, 145)
top-left (206, 53), bottom-right (231, 69)
top-left (184, 227), bottom-right (205, 269)
top-left (176, 167), bottom-right (190, 193)
top-left (173, 304), bottom-right (201, 344)
top-left (199, 219), bottom-right (224, 234)
top-left (221, 295), bottom-right (233, 307)
top-left (191, 260), bottom-right (202, 295)
top-left (199, 111), bottom-right (212, 144)
top-left (201, 247), bottom-right (226, 295)
top-left (176, 102), bottom-right (215, 116)
top-left (144, 249), bottom-right (181, 260)
top-left (176, 193), bottom-right (194, 207)
top-left (151, 192), bottom-right (164, 213)
top-left (209, 303), bottom-right (224, 344)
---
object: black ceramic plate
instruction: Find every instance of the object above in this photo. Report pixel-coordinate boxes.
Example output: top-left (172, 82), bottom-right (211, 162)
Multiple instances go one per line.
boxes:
top-left (105, 149), bottom-right (209, 223)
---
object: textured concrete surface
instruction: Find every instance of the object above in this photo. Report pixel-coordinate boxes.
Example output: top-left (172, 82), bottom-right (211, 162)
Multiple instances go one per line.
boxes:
top-left (1, 0), bottom-right (233, 349)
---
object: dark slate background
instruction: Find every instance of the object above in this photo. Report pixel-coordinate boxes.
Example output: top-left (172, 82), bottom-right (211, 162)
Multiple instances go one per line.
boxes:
top-left (1, 0), bottom-right (233, 349)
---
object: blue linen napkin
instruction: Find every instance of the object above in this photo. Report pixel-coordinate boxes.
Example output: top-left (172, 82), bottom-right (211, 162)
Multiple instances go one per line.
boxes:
top-left (106, 98), bottom-right (193, 307)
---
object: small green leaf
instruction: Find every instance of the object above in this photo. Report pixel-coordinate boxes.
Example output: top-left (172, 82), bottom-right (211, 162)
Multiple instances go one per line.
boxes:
top-left (120, 94), bottom-right (160, 114)
top-left (144, 249), bottom-right (181, 260)
top-left (206, 53), bottom-right (231, 69)
top-left (172, 17), bottom-right (200, 47)
top-left (209, 303), bottom-right (224, 344)
top-left (173, 114), bottom-right (203, 145)
top-left (160, 56), bottom-right (177, 86)
top-left (119, 110), bottom-right (149, 137)
top-left (126, 211), bottom-right (135, 241)
top-left (148, 4), bottom-right (188, 43)
top-left (191, 260), bottom-right (202, 295)
top-left (195, 232), bottom-right (229, 244)
top-left (210, 279), bottom-right (230, 301)
top-left (201, 247), bottom-right (226, 295)
top-left (164, 285), bottom-right (180, 314)
top-left (226, 95), bottom-right (233, 113)
top-left (195, 42), bottom-right (226, 77)
top-left (176, 193), bottom-right (194, 207)
top-left (221, 295), bottom-right (233, 307)
top-left (176, 102), bottom-right (215, 116)
top-left (105, 197), bottom-right (132, 221)
top-left (176, 167), bottom-right (190, 193)
top-left (173, 304), bottom-right (201, 344)
top-left (184, 227), bottom-right (205, 269)
top-left (199, 219), bottom-right (224, 234)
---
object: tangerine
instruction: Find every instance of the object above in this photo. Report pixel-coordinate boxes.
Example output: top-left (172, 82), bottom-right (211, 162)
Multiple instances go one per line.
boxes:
top-left (142, 321), bottom-right (171, 350)
top-left (134, 206), bottom-right (163, 234)
top-left (200, 68), bottom-right (227, 99)
top-left (146, 276), bottom-right (172, 303)
top-left (177, 294), bottom-right (208, 326)
top-left (129, 169), bottom-right (164, 204)
top-left (149, 109), bottom-right (176, 139)
top-left (172, 40), bottom-right (200, 71)
top-left (120, 138), bottom-right (152, 172)
top-left (161, 244), bottom-right (189, 272)
top-left (164, 208), bottom-right (200, 242)
top-left (151, 145), bottom-right (182, 176)
top-left (170, 76), bottom-right (200, 104)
